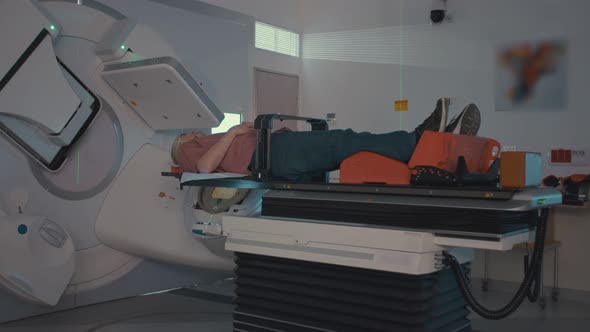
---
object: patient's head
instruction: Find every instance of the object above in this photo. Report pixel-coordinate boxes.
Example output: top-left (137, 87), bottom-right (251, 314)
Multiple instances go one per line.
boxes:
top-left (171, 131), bottom-right (206, 164)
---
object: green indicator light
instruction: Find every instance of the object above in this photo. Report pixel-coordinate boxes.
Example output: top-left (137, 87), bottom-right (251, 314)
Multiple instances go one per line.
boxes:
top-left (50, 25), bottom-right (56, 30)
top-left (537, 199), bottom-right (546, 205)
top-left (120, 45), bottom-right (126, 50)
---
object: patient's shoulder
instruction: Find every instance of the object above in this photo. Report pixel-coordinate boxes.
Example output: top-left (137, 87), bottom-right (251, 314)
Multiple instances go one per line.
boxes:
top-left (177, 141), bottom-right (208, 173)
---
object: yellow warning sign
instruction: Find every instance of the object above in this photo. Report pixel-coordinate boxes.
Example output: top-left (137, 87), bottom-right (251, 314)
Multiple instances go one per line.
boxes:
top-left (395, 100), bottom-right (409, 112)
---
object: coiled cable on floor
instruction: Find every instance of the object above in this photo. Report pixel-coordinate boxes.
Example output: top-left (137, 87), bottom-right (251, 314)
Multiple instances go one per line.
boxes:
top-left (443, 208), bottom-right (549, 320)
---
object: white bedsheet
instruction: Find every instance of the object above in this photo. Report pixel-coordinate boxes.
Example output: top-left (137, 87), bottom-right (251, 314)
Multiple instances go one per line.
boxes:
top-left (180, 172), bottom-right (247, 184)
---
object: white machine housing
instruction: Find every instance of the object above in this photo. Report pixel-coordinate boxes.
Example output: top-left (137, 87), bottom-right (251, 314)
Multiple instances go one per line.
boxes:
top-left (0, 0), bottom-right (255, 322)
top-left (102, 57), bottom-right (224, 130)
top-left (0, 215), bottom-right (75, 306)
top-left (223, 216), bottom-right (535, 275)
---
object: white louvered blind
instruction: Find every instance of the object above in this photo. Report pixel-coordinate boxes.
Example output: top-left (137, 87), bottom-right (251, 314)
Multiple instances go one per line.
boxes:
top-left (255, 21), bottom-right (300, 57)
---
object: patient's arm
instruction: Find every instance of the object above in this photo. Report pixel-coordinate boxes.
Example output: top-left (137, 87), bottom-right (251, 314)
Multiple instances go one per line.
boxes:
top-left (196, 123), bottom-right (254, 173)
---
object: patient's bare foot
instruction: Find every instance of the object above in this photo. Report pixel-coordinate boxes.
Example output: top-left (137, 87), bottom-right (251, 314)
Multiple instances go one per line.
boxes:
top-left (445, 104), bottom-right (481, 136)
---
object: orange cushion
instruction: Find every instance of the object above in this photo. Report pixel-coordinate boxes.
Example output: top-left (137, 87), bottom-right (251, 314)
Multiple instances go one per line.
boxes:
top-left (340, 152), bottom-right (411, 185)
top-left (409, 131), bottom-right (501, 174)
top-left (339, 132), bottom-right (502, 185)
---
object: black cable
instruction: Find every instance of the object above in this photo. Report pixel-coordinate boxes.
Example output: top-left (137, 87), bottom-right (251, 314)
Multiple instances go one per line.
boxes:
top-left (443, 208), bottom-right (549, 320)
top-left (524, 252), bottom-right (542, 302)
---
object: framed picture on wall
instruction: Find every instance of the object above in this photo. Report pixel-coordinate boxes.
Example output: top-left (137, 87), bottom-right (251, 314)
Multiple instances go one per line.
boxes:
top-left (495, 38), bottom-right (568, 112)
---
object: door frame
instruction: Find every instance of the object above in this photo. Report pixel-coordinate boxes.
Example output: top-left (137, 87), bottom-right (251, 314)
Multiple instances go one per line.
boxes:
top-left (253, 67), bottom-right (301, 120)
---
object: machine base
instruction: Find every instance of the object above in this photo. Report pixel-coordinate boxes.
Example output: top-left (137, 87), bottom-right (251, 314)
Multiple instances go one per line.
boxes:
top-left (233, 253), bottom-right (471, 332)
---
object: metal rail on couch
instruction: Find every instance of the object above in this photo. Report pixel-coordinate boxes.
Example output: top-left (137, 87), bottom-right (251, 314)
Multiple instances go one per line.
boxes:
top-left (253, 114), bottom-right (329, 182)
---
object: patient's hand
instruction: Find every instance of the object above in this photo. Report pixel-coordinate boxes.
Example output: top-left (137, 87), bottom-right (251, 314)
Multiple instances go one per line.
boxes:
top-left (229, 122), bottom-right (255, 136)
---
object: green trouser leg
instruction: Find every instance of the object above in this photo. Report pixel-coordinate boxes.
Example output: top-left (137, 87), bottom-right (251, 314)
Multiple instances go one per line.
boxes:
top-left (269, 129), bottom-right (417, 181)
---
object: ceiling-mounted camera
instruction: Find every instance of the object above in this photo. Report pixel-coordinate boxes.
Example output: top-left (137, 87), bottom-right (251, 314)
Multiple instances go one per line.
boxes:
top-left (430, 0), bottom-right (450, 24)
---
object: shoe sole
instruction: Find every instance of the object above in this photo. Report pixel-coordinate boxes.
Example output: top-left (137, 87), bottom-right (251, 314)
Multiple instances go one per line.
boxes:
top-left (439, 98), bottom-right (449, 132)
top-left (453, 104), bottom-right (481, 136)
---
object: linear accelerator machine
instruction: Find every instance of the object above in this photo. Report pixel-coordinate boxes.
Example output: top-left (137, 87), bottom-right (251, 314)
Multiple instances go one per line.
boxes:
top-left (0, 1), bottom-right (562, 330)
top-left (0, 0), bottom-right (256, 322)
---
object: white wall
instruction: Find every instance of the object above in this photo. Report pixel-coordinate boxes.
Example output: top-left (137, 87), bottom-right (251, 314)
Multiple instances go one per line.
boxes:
top-left (300, 0), bottom-right (590, 177)
top-left (199, 0), bottom-right (303, 121)
top-left (200, 0), bottom-right (302, 76)
top-left (200, 0), bottom-right (302, 32)
top-left (299, 0), bottom-right (590, 291)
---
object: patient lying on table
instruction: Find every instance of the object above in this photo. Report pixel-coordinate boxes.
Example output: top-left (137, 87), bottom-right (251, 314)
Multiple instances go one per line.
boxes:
top-left (171, 99), bottom-right (481, 180)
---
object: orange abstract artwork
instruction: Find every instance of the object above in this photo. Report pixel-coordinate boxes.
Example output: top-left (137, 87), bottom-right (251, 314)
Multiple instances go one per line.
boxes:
top-left (495, 39), bottom-right (567, 111)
